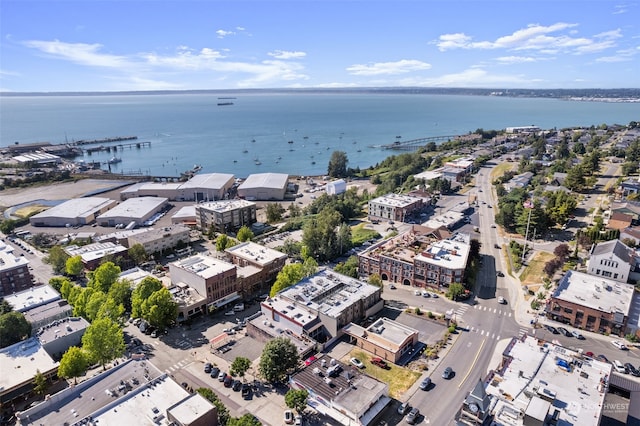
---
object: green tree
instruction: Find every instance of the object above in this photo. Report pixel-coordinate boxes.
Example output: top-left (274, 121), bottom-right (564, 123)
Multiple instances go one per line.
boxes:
top-left (72, 287), bottom-right (95, 319)
top-left (128, 243), bottom-right (148, 265)
top-left (564, 165), bottom-right (585, 191)
top-left (59, 278), bottom-right (74, 300)
top-left (0, 311), bottom-right (32, 348)
top-left (142, 287), bottom-right (178, 330)
top-left (270, 263), bottom-right (305, 297)
top-left (446, 282), bottom-right (466, 301)
top-left (328, 150), bottom-right (349, 178)
top-left (197, 387), bottom-right (230, 426)
top-left (65, 255), bottom-right (84, 277)
top-left (85, 291), bottom-right (108, 322)
top-left (230, 356), bottom-right (251, 378)
top-left (227, 414), bottom-right (262, 426)
top-left (265, 203), bottom-right (286, 223)
top-left (216, 234), bottom-right (230, 252)
top-left (368, 273), bottom-right (383, 288)
top-left (44, 245), bottom-right (70, 275)
top-left (237, 225), bottom-right (254, 242)
top-left (81, 317), bottom-right (125, 370)
top-left (334, 256), bottom-right (359, 278)
top-left (131, 276), bottom-right (163, 318)
top-left (0, 300), bottom-right (12, 315)
top-left (33, 370), bottom-right (48, 395)
top-left (108, 280), bottom-right (133, 313)
top-left (258, 337), bottom-right (299, 383)
top-left (97, 296), bottom-right (126, 324)
top-left (285, 389), bottom-right (309, 413)
top-left (49, 276), bottom-right (70, 293)
top-left (58, 346), bottom-right (89, 384)
top-left (88, 261), bottom-right (121, 293)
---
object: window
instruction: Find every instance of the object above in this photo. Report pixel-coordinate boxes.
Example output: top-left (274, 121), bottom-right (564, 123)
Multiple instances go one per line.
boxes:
top-left (564, 307), bottom-right (573, 314)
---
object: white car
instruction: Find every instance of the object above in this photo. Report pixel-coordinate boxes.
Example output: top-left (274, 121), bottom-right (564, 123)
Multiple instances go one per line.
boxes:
top-left (414, 290), bottom-right (421, 296)
top-left (350, 358), bottom-right (365, 369)
top-left (284, 410), bottom-right (294, 424)
top-left (612, 340), bottom-right (628, 350)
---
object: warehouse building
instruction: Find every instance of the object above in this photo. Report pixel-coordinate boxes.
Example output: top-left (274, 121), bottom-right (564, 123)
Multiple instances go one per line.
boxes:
top-left (237, 173), bottom-right (289, 200)
top-left (195, 199), bottom-right (257, 233)
top-left (120, 173), bottom-right (235, 201)
top-left (29, 197), bottom-right (117, 227)
top-left (97, 197), bottom-right (169, 227)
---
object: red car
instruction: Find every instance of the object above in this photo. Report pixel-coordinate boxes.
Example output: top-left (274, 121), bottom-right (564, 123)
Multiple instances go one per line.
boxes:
top-left (585, 351), bottom-right (594, 358)
top-left (371, 357), bottom-right (389, 369)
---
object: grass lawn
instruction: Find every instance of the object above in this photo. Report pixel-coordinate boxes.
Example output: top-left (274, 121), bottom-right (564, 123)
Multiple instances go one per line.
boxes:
top-left (490, 161), bottom-right (516, 182)
top-left (351, 223), bottom-right (381, 245)
top-left (14, 204), bottom-right (48, 218)
top-left (345, 349), bottom-right (421, 399)
top-left (520, 251), bottom-right (555, 285)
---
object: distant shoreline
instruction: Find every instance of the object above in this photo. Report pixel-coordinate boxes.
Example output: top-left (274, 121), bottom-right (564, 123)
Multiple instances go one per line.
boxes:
top-left (2, 87), bottom-right (639, 102)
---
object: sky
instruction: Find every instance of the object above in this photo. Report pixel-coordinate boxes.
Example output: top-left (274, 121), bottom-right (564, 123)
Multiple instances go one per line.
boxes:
top-left (1, 0), bottom-right (639, 92)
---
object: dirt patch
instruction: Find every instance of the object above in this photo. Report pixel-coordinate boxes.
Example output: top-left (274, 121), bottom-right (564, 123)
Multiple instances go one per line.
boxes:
top-left (13, 204), bottom-right (49, 218)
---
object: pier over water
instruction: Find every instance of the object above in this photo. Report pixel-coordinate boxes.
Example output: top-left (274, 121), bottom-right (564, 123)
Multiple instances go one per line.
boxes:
top-left (374, 135), bottom-right (457, 150)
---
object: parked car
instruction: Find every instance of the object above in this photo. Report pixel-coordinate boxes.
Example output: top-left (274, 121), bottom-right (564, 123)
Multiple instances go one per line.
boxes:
top-left (414, 290), bottom-right (421, 296)
top-left (496, 271), bottom-right (504, 277)
top-left (625, 363), bottom-right (640, 377)
top-left (406, 407), bottom-right (420, 424)
top-left (442, 367), bottom-right (454, 379)
top-left (494, 244), bottom-right (501, 249)
top-left (204, 363), bottom-right (212, 373)
top-left (389, 284), bottom-right (396, 289)
top-left (612, 340), bottom-right (628, 350)
top-left (232, 380), bottom-right (242, 391)
top-left (242, 383), bottom-right (252, 399)
top-left (430, 292), bottom-right (439, 298)
top-left (557, 327), bottom-right (572, 337)
top-left (223, 376), bottom-right (233, 387)
top-left (397, 402), bottom-right (410, 417)
top-left (371, 357), bottom-right (389, 369)
top-left (294, 415), bottom-right (302, 426)
top-left (210, 367), bottom-right (220, 378)
top-left (571, 330), bottom-right (585, 340)
top-left (350, 358), bottom-right (365, 369)
top-left (419, 377), bottom-right (432, 390)
top-left (545, 325), bottom-right (559, 334)
top-left (498, 296), bottom-right (506, 304)
top-left (585, 351), bottom-right (594, 358)
top-left (596, 354), bottom-right (609, 364)
top-left (422, 290), bottom-right (431, 298)
top-left (613, 360), bottom-right (627, 374)
top-left (284, 410), bottom-right (295, 424)
top-left (218, 371), bottom-right (227, 382)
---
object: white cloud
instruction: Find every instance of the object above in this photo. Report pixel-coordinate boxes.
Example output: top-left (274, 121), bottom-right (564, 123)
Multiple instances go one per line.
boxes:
top-left (596, 48), bottom-right (638, 62)
top-left (436, 23), bottom-right (620, 55)
top-left (216, 29), bottom-right (236, 39)
top-left (23, 40), bottom-right (129, 68)
top-left (268, 50), bottom-right (306, 59)
top-left (612, 4), bottom-right (627, 14)
top-left (346, 59), bottom-right (431, 76)
top-left (495, 56), bottom-right (538, 64)
top-left (412, 68), bottom-right (536, 87)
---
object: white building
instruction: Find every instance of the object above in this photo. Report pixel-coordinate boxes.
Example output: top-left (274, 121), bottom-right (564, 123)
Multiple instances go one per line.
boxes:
top-left (120, 173), bottom-right (235, 201)
top-left (368, 193), bottom-right (425, 222)
top-left (127, 224), bottom-right (191, 256)
top-left (29, 197), bottom-right (117, 227)
top-left (97, 196), bottom-right (168, 227)
top-left (326, 179), bottom-right (347, 195)
top-left (587, 239), bottom-right (636, 283)
top-left (237, 172), bottom-right (289, 200)
top-left (195, 199), bottom-right (256, 232)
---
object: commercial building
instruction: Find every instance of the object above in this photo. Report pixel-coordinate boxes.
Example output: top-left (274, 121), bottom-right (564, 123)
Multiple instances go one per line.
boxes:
top-left (97, 197), bottom-right (169, 227)
top-left (289, 354), bottom-right (389, 426)
top-left (546, 270), bottom-right (634, 335)
top-left (358, 229), bottom-right (469, 289)
top-left (170, 282), bottom-right (208, 323)
top-left (455, 335), bottom-right (610, 426)
top-left (342, 318), bottom-right (419, 364)
top-left (64, 241), bottom-right (131, 270)
top-left (3, 284), bottom-right (60, 313)
top-left (36, 316), bottom-right (90, 361)
top-left (237, 172), bottom-right (289, 200)
top-left (29, 197), bottom-right (117, 227)
top-left (23, 299), bottom-right (73, 331)
top-left (171, 205), bottom-right (197, 225)
top-left (367, 193), bottom-right (425, 222)
top-left (120, 172), bottom-right (235, 202)
top-left (258, 270), bottom-right (383, 344)
top-left (127, 224), bottom-right (190, 256)
top-left (326, 179), bottom-right (347, 195)
top-left (195, 199), bottom-right (256, 233)
top-left (0, 338), bottom-right (59, 410)
top-left (225, 242), bottom-right (287, 295)
top-left (0, 242), bottom-right (34, 297)
top-left (16, 359), bottom-right (217, 426)
top-left (169, 254), bottom-right (240, 313)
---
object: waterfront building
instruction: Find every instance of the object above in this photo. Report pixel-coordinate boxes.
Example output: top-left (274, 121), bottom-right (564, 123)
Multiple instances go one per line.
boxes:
top-left (120, 172), bottom-right (235, 202)
top-left (367, 193), bottom-right (425, 223)
top-left (96, 196), bottom-right (169, 227)
top-left (29, 197), bottom-right (117, 227)
top-left (237, 173), bottom-right (289, 201)
top-left (195, 199), bottom-right (256, 233)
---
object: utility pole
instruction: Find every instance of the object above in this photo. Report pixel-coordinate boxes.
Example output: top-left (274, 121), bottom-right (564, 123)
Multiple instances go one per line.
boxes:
top-left (522, 200), bottom-right (534, 263)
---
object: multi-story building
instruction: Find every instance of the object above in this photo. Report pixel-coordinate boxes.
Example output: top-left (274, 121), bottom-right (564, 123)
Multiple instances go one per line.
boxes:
top-left (587, 239), bottom-right (637, 283)
top-left (224, 242), bottom-right (287, 295)
top-left (126, 224), bottom-right (191, 256)
top-left (169, 254), bottom-right (240, 313)
top-left (367, 193), bottom-right (425, 222)
top-left (195, 199), bottom-right (256, 233)
top-left (546, 270), bottom-right (634, 335)
top-left (64, 241), bottom-right (132, 270)
top-left (0, 242), bottom-right (34, 297)
top-left (358, 228), bottom-right (469, 289)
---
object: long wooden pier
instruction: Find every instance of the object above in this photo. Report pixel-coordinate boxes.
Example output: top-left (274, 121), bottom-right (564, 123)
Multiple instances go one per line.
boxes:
top-left (374, 135), bottom-right (457, 151)
top-left (84, 141), bottom-right (151, 154)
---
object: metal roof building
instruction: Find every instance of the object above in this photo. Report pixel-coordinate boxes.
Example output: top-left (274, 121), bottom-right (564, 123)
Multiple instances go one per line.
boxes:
top-left (120, 173), bottom-right (235, 201)
top-left (237, 173), bottom-right (289, 200)
top-left (29, 197), bottom-right (117, 227)
top-left (97, 197), bottom-right (168, 227)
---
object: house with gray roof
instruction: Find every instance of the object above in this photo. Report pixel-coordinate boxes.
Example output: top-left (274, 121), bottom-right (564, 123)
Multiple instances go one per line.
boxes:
top-left (587, 239), bottom-right (639, 283)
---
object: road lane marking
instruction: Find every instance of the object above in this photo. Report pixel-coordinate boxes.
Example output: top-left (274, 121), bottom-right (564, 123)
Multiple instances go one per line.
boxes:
top-left (459, 338), bottom-right (486, 389)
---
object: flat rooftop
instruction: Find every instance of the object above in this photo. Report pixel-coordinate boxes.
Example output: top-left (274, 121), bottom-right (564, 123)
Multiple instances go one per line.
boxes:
top-left (37, 316), bottom-right (90, 345)
top-left (171, 254), bottom-right (235, 279)
top-left (180, 172), bottom-right (234, 189)
top-left (3, 284), bottom-right (60, 313)
top-left (129, 224), bottom-right (190, 244)
top-left (369, 193), bottom-right (421, 208)
top-left (98, 197), bottom-right (168, 219)
top-left (553, 270), bottom-right (634, 315)
top-left (0, 338), bottom-right (58, 394)
top-left (65, 241), bottom-right (128, 263)
top-left (422, 211), bottom-right (464, 229)
top-left (415, 233), bottom-right (471, 270)
top-left (488, 335), bottom-right (610, 426)
top-left (279, 270), bottom-right (379, 318)
top-left (225, 241), bottom-right (287, 266)
top-left (197, 199), bottom-right (255, 213)
top-left (343, 318), bottom-right (418, 352)
top-left (238, 172), bottom-right (288, 189)
top-left (23, 299), bottom-right (72, 325)
top-left (30, 197), bottom-right (115, 219)
top-left (0, 242), bottom-right (30, 271)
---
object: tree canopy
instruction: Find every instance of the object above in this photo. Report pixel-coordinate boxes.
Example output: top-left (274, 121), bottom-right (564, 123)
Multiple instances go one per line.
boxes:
top-left (0, 311), bottom-right (31, 348)
top-left (237, 225), bottom-right (254, 242)
top-left (58, 346), bottom-right (89, 384)
top-left (197, 387), bottom-right (230, 426)
top-left (65, 255), bottom-right (84, 277)
top-left (81, 317), bottom-right (125, 370)
top-left (131, 276), bottom-right (163, 318)
top-left (327, 150), bottom-right (348, 178)
top-left (285, 388), bottom-right (309, 413)
top-left (258, 337), bottom-right (299, 383)
top-left (230, 356), bottom-right (251, 378)
top-left (88, 261), bottom-right (121, 293)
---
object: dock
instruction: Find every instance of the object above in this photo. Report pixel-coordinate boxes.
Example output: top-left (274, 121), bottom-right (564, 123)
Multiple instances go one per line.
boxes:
top-left (374, 135), bottom-right (457, 151)
top-left (84, 141), bottom-right (151, 154)
top-left (70, 136), bottom-right (138, 146)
